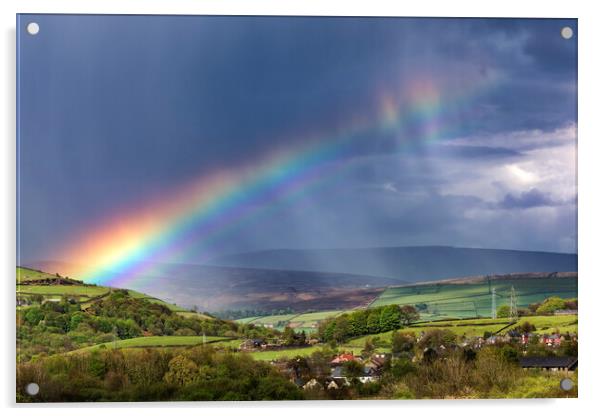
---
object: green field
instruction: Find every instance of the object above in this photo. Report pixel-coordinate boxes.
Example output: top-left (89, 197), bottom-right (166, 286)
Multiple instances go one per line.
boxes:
top-left (17, 284), bottom-right (110, 298)
top-left (247, 345), bottom-right (363, 361)
top-left (506, 315), bottom-right (578, 334)
top-left (342, 314), bottom-right (577, 349)
top-left (237, 310), bottom-right (343, 332)
top-left (16, 274), bottom-right (194, 315)
top-left (17, 267), bottom-right (60, 282)
top-left (371, 277), bottom-right (577, 319)
top-left (241, 313), bottom-right (300, 326)
top-left (236, 276), bottom-right (576, 329)
top-left (177, 311), bottom-right (214, 320)
top-left (74, 335), bottom-right (232, 352)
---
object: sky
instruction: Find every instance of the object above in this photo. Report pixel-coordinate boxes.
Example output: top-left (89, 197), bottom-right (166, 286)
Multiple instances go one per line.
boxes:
top-left (18, 15), bottom-right (577, 272)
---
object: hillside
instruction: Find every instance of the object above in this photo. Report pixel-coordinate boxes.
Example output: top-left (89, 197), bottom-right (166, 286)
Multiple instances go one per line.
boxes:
top-left (207, 246), bottom-right (577, 281)
top-left (16, 266), bottom-right (198, 314)
top-left (371, 272), bottom-right (577, 320)
top-left (25, 262), bottom-right (401, 312)
top-left (238, 272), bottom-right (578, 327)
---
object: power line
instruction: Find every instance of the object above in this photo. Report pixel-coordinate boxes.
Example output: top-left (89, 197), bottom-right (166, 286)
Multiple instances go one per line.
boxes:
top-left (491, 288), bottom-right (497, 319)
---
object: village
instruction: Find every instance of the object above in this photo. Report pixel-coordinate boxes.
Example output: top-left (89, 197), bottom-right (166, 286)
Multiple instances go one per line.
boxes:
top-left (237, 324), bottom-right (578, 394)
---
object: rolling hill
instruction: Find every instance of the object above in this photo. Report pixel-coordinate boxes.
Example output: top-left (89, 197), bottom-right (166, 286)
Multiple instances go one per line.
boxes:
top-left (207, 246), bottom-right (577, 281)
top-left (24, 262), bottom-right (402, 312)
top-left (238, 272), bottom-right (578, 328)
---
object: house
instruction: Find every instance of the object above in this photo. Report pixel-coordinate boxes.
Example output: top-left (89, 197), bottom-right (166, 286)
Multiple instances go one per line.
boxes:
top-left (303, 379), bottom-right (322, 390)
top-left (519, 356), bottom-right (577, 372)
top-left (331, 366), bottom-right (345, 379)
top-left (239, 338), bottom-right (265, 351)
top-left (520, 333), bottom-right (536, 345)
top-left (358, 365), bottom-right (380, 384)
top-left (369, 353), bottom-right (387, 369)
top-left (326, 380), bottom-right (339, 390)
top-left (330, 353), bottom-right (358, 365)
top-left (486, 335), bottom-right (499, 345)
top-left (540, 334), bottom-right (564, 347)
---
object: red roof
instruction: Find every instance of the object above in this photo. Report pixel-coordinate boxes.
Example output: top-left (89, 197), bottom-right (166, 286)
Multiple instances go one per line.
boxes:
top-left (331, 353), bottom-right (357, 364)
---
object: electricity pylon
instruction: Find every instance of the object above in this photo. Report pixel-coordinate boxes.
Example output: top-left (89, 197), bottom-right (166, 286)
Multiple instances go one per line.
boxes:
top-left (510, 286), bottom-right (519, 322)
top-left (491, 288), bottom-right (497, 319)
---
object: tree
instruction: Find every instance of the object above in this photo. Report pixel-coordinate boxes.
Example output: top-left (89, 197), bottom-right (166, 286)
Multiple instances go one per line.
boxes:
top-left (348, 311), bottom-right (367, 336)
top-left (497, 305), bottom-right (511, 318)
top-left (282, 327), bottom-right (297, 346)
top-left (361, 337), bottom-right (375, 357)
top-left (366, 311), bottom-right (380, 334)
top-left (518, 321), bottom-right (536, 333)
top-left (164, 355), bottom-right (199, 386)
top-left (536, 297), bottom-right (567, 314)
top-left (380, 305), bottom-right (401, 332)
top-left (418, 329), bottom-right (456, 350)
top-left (391, 331), bottom-right (415, 354)
top-left (332, 316), bottom-right (351, 343)
top-left (24, 307), bottom-right (44, 326)
top-left (399, 305), bottom-right (420, 326)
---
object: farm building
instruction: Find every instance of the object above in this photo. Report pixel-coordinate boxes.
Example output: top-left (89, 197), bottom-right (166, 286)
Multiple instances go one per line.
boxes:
top-left (519, 356), bottom-right (577, 372)
top-left (554, 309), bottom-right (578, 316)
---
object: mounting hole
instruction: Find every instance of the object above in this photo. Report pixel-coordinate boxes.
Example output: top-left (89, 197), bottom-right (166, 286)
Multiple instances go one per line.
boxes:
top-left (26, 22), bottom-right (40, 36)
top-left (25, 382), bottom-right (40, 396)
top-left (561, 26), bottom-right (573, 40)
top-left (560, 378), bottom-right (574, 391)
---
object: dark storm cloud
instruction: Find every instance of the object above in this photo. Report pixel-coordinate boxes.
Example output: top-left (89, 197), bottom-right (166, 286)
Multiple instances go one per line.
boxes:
top-left (498, 189), bottom-right (571, 210)
top-left (17, 15), bottom-right (577, 263)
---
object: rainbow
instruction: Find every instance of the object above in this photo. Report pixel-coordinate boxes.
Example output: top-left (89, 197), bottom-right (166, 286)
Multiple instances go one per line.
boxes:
top-left (58, 75), bottom-right (497, 287)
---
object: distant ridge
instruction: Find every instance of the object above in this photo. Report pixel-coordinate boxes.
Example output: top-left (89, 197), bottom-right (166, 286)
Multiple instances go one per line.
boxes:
top-left (388, 271), bottom-right (578, 287)
top-left (206, 246), bottom-right (578, 282)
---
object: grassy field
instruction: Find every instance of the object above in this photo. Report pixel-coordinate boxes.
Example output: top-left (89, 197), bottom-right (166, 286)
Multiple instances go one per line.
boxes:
top-left (177, 311), bottom-right (214, 320)
top-left (75, 335), bottom-right (231, 352)
top-left (342, 314), bottom-right (578, 349)
top-left (17, 267), bottom-right (61, 282)
top-left (236, 276), bottom-right (577, 329)
top-left (17, 284), bottom-right (110, 298)
top-left (247, 345), bottom-right (364, 361)
top-left (371, 277), bottom-right (577, 319)
top-left (237, 310), bottom-right (343, 332)
top-left (241, 313), bottom-right (300, 325)
top-left (506, 315), bottom-right (578, 334)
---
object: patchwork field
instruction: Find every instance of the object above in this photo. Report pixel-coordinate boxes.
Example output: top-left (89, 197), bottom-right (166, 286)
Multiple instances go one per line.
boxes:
top-left (342, 314), bottom-right (578, 349)
top-left (371, 275), bottom-right (577, 320)
top-left (16, 267), bottom-right (200, 316)
top-left (237, 274), bottom-right (577, 330)
top-left (17, 267), bottom-right (59, 282)
top-left (17, 284), bottom-right (110, 298)
top-left (238, 310), bottom-right (344, 332)
top-left (74, 335), bottom-right (232, 352)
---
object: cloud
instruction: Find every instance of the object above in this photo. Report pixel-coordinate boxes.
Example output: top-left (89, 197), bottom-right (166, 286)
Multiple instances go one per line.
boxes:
top-left (497, 188), bottom-right (564, 209)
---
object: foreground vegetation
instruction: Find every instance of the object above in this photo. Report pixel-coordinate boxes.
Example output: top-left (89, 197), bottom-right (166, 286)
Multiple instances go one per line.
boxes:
top-left (17, 289), bottom-right (275, 362)
top-left (17, 339), bottom-right (576, 401)
top-left (18, 347), bottom-right (303, 402)
top-left (16, 267), bottom-right (577, 401)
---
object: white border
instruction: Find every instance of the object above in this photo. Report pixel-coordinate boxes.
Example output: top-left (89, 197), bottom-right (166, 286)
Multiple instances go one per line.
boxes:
top-left (3, 0), bottom-right (602, 413)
